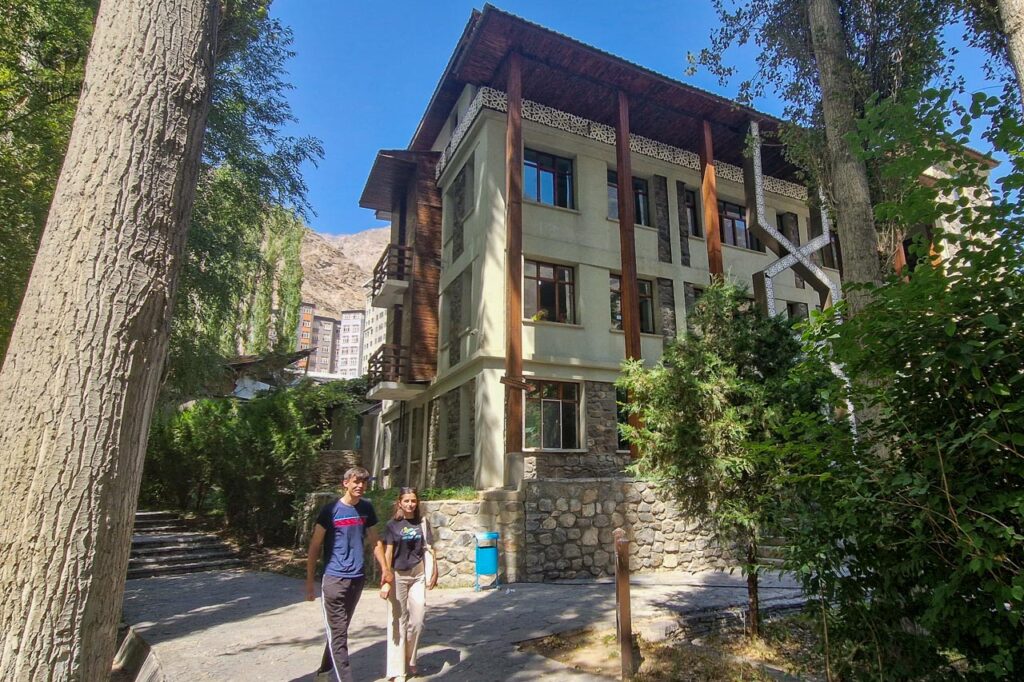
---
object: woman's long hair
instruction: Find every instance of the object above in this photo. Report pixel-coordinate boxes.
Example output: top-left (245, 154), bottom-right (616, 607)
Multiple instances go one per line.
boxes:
top-left (391, 487), bottom-right (422, 523)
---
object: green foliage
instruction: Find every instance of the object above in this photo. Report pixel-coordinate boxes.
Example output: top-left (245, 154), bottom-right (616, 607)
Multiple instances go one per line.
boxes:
top-left (774, 91), bottom-right (1024, 678)
top-left (161, 2), bottom-right (320, 400)
top-left (0, 0), bottom-right (96, 358)
top-left (618, 281), bottom-right (812, 573)
top-left (142, 379), bottom-right (365, 544)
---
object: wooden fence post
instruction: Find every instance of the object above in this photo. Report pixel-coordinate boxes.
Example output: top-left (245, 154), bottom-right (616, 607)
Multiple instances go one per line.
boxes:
top-left (613, 527), bottom-right (633, 680)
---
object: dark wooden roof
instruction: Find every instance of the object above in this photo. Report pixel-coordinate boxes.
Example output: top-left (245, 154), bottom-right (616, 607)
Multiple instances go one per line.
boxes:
top-left (359, 150), bottom-right (440, 213)
top-left (410, 5), bottom-right (801, 180)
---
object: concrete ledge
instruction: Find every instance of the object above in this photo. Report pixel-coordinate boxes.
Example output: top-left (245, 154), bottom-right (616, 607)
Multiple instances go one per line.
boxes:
top-left (112, 624), bottom-right (164, 682)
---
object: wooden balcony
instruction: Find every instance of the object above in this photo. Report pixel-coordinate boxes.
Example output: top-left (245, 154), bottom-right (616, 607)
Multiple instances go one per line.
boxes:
top-left (371, 244), bottom-right (412, 308)
top-left (366, 344), bottom-right (425, 400)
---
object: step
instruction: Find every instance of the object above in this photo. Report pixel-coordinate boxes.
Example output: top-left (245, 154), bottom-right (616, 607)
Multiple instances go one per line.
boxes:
top-left (127, 558), bottom-right (245, 580)
top-left (131, 532), bottom-right (222, 547)
top-left (133, 522), bottom-right (189, 532)
top-left (129, 549), bottom-right (237, 567)
top-left (134, 510), bottom-right (180, 522)
top-left (130, 540), bottom-right (227, 558)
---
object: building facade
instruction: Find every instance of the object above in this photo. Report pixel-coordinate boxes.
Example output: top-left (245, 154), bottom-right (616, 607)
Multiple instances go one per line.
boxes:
top-left (295, 303), bottom-right (366, 378)
top-left (361, 8), bottom-right (841, 493)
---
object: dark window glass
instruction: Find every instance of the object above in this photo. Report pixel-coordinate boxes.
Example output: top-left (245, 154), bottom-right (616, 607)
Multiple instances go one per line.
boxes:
top-left (525, 380), bottom-right (580, 450)
top-left (685, 189), bottom-right (701, 237)
top-left (607, 170), bottom-right (651, 226)
top-left (525, 149), bottom-right (574, 209)
top-left (610, 275), bottom-right (655, 334)
top-left (718, 200), bottom-right (765, 252)
top-left (525, 259), bottom-right (575, 323)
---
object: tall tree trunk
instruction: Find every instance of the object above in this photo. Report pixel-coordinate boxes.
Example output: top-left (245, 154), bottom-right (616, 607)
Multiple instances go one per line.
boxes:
top-left (998, 0), bottom-right (1024, 109)
top-left (0, 1), bottom-right (218, 679)
top-left (807, 0), bottom-right (882, 315)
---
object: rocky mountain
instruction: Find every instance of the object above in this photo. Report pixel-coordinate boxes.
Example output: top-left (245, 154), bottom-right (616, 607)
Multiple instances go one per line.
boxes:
top-left (299, 227), bottom-right (389, 316)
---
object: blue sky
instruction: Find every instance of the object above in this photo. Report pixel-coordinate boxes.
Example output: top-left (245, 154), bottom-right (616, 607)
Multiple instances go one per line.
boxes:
top-left (270, 1), bottom-right (999, 236)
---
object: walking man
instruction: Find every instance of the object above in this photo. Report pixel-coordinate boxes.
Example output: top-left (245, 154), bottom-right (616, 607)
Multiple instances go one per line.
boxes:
top-left (306, 466), bottom-right (390, 682)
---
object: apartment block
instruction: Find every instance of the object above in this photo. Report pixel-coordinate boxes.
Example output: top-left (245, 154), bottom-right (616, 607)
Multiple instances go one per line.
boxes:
top-left (360, 8), bottom-right (842, 494)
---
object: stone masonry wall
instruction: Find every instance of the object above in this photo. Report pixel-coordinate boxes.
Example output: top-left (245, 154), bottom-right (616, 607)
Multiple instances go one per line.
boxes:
top-left (422, 489), bottom-right (524, 586)
top-left (523, 478), bottom-right (731, 582)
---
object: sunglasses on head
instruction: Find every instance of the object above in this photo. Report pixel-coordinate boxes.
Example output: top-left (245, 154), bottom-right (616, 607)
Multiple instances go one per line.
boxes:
top-left (399, 487), bottom-right (418, 494)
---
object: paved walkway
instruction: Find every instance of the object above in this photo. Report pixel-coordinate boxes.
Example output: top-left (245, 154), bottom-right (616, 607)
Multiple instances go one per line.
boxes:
top-left (122, 569), bottom-right (803, 681)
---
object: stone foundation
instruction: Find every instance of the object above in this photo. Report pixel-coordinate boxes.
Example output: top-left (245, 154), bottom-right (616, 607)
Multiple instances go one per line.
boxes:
top-left (523, 478), bottom-right (731, 582)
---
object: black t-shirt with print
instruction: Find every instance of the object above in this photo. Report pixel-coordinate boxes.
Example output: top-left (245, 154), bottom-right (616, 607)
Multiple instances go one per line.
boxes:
top-left (384, 518), bottom-right (432, 571)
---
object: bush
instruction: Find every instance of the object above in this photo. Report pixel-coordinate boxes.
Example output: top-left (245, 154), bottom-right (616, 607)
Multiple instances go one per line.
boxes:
top-left (141, 378), bottom-right (365, 544)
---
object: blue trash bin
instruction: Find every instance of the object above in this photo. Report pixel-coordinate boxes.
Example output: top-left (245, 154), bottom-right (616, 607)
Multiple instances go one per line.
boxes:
top-left (474, 531), bottom-right (500, 591)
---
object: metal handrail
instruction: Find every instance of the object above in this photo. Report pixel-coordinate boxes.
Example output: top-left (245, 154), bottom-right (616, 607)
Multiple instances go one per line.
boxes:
top-left (371, 244), bottom-right (412, 300)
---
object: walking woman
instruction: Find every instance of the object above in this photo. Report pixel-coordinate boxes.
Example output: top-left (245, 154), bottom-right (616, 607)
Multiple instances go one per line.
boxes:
top-left (380, 487), bottom-right (437, 681)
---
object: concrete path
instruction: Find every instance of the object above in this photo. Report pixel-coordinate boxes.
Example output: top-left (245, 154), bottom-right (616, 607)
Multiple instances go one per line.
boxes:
top-left (122, 569), bottom-right (803, 681)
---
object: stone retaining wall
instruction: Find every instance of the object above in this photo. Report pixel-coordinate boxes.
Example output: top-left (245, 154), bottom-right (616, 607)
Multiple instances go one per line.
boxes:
top-left (422, 489), bottom-right (524, 587)
top-left (523, 478), bottom-right (731, 582)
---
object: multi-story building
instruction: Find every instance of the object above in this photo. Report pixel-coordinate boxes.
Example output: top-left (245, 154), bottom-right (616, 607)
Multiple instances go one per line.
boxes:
top-left (361, 280), bottom-right (388, 376)
top-left (334, 310), bottom-right (366, 379)
top-left (295, 302), bottom-right (316, 370)
top-left (361, 7), bottom-right (841, 493)
top-left (294, 303), bottom-right (365, 378)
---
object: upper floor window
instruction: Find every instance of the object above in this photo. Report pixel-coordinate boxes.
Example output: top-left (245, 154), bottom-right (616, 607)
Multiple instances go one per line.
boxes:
top-left (684, 188), bottom-right (701, 237)
top-left (607, 171), bottom-right (651, 226)
top-left (610, 275), bottom-right (655, 334)
top-left (719, 200), bottom-right (765, 252)
top-left (525, 260), bottom-right (575, 324)
top-left (525, 148), bottom-right (574, 209)
top-left (525, 380), bottom-right (580, 450)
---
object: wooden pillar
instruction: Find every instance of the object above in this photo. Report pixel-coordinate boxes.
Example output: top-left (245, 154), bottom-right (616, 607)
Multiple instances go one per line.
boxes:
top-left (504, 52), bottom-right (524, 456)
top-left (616, 91), bottom-right (642, 362)
top-left (699, 120), bottom-right (723, 278)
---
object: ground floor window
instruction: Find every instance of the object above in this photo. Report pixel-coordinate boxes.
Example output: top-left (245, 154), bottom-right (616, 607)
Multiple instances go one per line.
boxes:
top-left (525, 380), bottom-right (579, 450)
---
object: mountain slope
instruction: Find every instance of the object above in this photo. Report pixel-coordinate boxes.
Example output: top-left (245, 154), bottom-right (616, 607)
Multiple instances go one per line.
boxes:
top-left (299, 227), bottom-right (389, 316)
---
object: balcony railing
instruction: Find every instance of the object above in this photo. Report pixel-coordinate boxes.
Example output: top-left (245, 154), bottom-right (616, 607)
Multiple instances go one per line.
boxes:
top-left (367, 344), bottom-right (424, 400)
top-left (371, 244), bottom-right (412, 307)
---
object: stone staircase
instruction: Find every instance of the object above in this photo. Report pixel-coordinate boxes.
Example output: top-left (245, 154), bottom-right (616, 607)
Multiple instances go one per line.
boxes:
top-left (129, 511), bottom-right (244, 579)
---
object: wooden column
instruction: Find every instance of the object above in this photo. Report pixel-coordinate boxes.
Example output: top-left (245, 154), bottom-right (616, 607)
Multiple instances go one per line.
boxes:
top-left (615, 91), bottom-right (642, 362)
top-left (504, 52), bottom-right (524, 456)
top-left (699, 120), bottom-right (723, 278)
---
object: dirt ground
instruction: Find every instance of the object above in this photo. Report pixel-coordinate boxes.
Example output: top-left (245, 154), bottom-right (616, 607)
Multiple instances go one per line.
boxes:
top-left (520, 615), bottom-right (825, 681)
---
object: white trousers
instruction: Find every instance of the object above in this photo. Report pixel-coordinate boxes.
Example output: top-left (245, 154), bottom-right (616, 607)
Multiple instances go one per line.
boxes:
top-left (386, 562), bottom-right (426, 678)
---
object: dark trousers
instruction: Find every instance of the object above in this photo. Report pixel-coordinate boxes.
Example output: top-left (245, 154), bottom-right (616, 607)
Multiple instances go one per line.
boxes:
top-left (318, 575), bottom-right (365, 682)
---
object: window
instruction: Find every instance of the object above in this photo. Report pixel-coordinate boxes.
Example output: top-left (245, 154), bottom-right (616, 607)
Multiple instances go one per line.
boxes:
top-left (787, 302), bottom-right (809, 320)
top-left (525, 260), bottom-right (575, 323)
top-left (525, 380), bottom-right (580, 450)
top-left (610, 275), bottom-right (655, 333)
top-left (684, 189), bottom-right (701, 237)
top-left (524, 149), bottom-right (574, 208)
top-left (719, 200), bottom-right (764, 252)
top-left (607, 171), bottom-right (651, 226)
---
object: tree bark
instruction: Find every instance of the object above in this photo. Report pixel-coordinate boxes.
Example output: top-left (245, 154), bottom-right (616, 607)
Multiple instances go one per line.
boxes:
top-left (998, 0), bottom-right (1024, 110)
top-left (807, 0), bottom-right (882, 315)
top-left (0, 0), bottom-right (218, 679)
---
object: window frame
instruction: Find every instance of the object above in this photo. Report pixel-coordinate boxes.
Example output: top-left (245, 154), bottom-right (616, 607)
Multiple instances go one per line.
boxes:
top-left (684, 188), bottom-right (702, 237)
top-left (718, 199), bottom-right (765, 252)
top-left (524, 379), bottom-right (581, 451)
top-left (609, 274), bottom-right (656, 334)
top-left (606, 170), bottom-right (651, 226)
top-left (524, 259), bottom-right (576, 324)
top-left (524, 148), bottom-right (574, 209)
